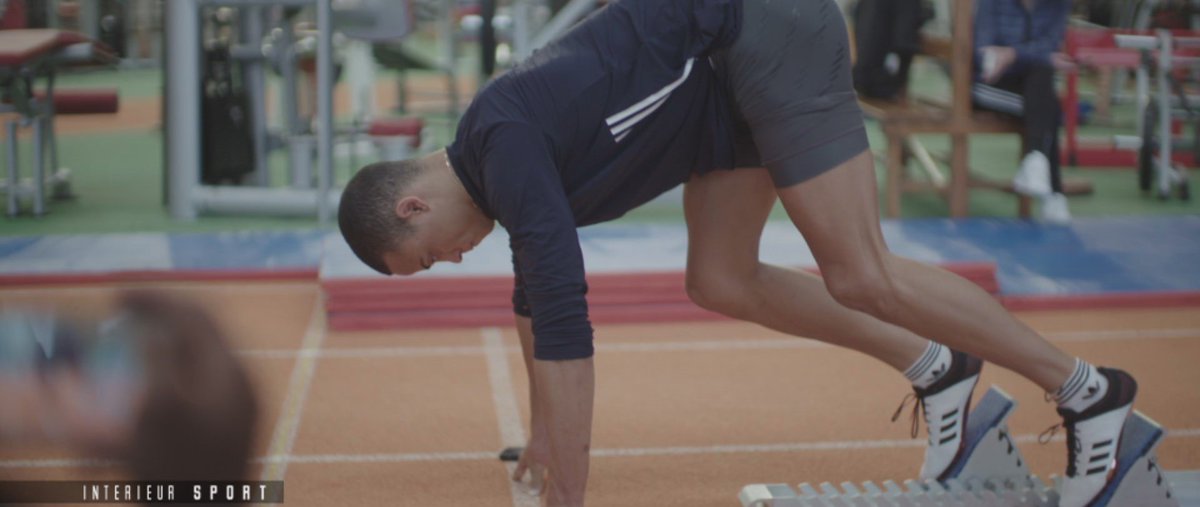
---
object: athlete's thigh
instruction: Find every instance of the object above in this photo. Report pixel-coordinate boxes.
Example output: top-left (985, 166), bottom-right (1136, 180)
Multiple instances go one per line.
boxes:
top-left (684, 168), bottom-right (776, 274)
top-left (774, 150), bottom-right (890, 274)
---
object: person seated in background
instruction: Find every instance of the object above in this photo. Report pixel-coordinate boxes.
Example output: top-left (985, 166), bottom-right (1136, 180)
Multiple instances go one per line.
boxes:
top-left (0, 291), bottom-right (258, 484)
top-left (973, 0), bottom-right (1076, 223)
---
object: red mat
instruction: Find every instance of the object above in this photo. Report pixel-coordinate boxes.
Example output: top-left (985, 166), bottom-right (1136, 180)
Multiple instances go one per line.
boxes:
top-left (323, 263), bottom-right (1001, 331)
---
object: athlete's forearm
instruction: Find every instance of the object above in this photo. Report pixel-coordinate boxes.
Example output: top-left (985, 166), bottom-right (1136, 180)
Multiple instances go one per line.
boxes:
top-left (533, 356), bottom-right (594, 507)
top-left (515, 315), bottom-right (547, 438)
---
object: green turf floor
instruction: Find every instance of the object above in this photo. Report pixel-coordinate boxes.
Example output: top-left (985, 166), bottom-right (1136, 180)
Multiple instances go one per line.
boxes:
top-left (2, 60), bottom-right (1197, 237)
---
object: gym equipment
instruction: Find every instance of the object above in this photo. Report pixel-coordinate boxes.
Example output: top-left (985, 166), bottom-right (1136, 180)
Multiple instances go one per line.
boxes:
top-left (165, 0), bottom-right (423, 222)
top-left (0, 29), bottom-right (118, 217)
top-left (200, 44), bottom-right (255, 185)
top-left (1115, 31), bottom-right (1198, 200)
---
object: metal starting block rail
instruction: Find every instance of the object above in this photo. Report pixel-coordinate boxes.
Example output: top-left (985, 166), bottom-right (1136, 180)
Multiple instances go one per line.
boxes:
top-left (739, 387), bottom-right (1195, 507)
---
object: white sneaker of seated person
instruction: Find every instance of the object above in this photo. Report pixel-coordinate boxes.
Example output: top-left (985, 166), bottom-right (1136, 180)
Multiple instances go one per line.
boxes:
top-left (1041, 192), bottom-right (1072, 225)
top-left (1013, 150), bottom-right (1052, 198)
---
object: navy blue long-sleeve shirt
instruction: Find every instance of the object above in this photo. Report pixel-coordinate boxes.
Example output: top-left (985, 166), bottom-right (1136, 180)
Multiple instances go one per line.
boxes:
top-left (974, 0), bottom-right (1070, 76)
top-left (445, 0), bottom-right (742, 360)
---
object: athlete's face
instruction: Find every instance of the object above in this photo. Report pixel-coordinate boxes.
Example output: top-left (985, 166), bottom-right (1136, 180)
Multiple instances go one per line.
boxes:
top-left (382, 197), bottom-right (495, 276)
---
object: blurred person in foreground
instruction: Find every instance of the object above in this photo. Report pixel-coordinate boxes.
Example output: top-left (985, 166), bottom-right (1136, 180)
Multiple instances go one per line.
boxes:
top-left (0, 290), bottom-right (258, 487)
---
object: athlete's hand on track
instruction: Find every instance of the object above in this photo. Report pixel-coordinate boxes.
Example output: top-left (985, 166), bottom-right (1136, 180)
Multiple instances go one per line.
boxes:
top-left (512, 436), bottom-right (549, 497)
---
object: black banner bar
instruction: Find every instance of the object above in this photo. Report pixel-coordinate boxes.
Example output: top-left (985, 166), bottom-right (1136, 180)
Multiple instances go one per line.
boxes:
top-left (0, 481), bottom-right (284, 503)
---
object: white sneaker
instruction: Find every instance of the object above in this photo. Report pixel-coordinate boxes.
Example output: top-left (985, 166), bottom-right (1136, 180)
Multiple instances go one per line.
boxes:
top-left (1056, 368), bottom-right (1138, 507)
top-left (1040, 193), bottom-right (1072, 224)
top-left (1013, 151), bottom-right (1053, 198)
top-left (895, 351), bottom-right (983, 481)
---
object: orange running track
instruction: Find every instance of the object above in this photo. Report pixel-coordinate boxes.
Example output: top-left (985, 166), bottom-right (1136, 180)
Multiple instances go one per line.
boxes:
top-left (2, 281), bottom-right (1198, 506)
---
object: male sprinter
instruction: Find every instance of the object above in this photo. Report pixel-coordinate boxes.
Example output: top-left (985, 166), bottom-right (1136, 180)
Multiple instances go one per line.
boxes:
top-left (338, 0), bottom-right (1138, 505)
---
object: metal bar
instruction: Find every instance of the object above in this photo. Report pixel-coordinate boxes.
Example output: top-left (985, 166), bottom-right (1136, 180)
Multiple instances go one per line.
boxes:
top-left (1114, 134), bottom-right (1197, 151)
top-left (1136, 52), bottom-right (1150, 142)
top-left (197, 0), bottom-right (314, 8)
top-left (1157, 30), bottom-right (1173, 196)
top-left (1116, 35), bottom-right (1200, 50)
top-left (289, 135), bottom-right (313, 188)
top-left (280, 16), bottom-right (301, 136)
top-left (512, 0), bottom-right (534, 60)
top-left (166, 0), bottom-right (202, 220)
top-left (1173, 37), bottom-right (1200, 48)
top-left (238, 5), bottom-right (271, 186)
top-left (193, 185), bottom-right (339, 216)
top-left (31, 107), bottom-right (44, 215)
top-left (123, 0), bottom-right (136, 63)
top-left (6, 119), bottom-right (18, 216)
top-left (316, 0), bottom-right (333, 223)
top-left (229, 44), bottom-right (268, 62)
top-left (79, 0), bottom-right (100, 40)
top-left (1116, 34), bottom-right (1158, 50)
top-left (47, 107), bottom-right (58, 182)
top-left (435, 0), bottom-right (458, 121)
top-left (44, 71), bottom-right (58, 198)
top-left (46, 0), bottom-right (60, 28)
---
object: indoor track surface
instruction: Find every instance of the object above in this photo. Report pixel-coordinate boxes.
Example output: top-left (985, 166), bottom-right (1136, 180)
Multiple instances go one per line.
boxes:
top-left (1, 281), bottom-right (1198, 506)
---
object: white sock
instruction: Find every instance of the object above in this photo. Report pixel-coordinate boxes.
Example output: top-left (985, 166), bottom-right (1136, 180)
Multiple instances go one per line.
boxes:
top-left (1055, 358), bottom-right (1109, 413)
top-left (904, 342), bottom-right (952, 389)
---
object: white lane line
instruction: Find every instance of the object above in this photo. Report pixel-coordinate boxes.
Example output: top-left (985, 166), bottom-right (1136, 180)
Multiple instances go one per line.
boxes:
top-left (482, 327), bottom-right (539, 507)
top-left (483, 328), bottom-right (527, 445)
top-left (11, 429), bottom-right (1200, 469)
top-left (0, 458), bottom-right (117, 469)
top-left (239, 345), bottom-right (486, 359)
top-left (237, 327), bottom-right (1200, 360)
top-left (255, 452), bottom-right (496, 464)
top-left (259, 299), bottom-right (328, 481)
top-left (1046, 327), bottom-right (1200, 342)
top-left (590, 428), bottom-right (1200, 458)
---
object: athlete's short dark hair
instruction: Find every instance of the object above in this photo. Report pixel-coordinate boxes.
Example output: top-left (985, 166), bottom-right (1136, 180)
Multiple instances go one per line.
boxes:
top-left (338, 159), bottom-right (426, 275)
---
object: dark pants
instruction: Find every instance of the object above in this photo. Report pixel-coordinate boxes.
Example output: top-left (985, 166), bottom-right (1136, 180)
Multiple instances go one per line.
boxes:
top-left (972, 63), bottom-right (1063, 193)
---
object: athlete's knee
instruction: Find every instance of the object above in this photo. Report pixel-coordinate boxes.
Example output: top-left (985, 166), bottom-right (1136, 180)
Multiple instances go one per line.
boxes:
top-left (685, 263), bottom-right (750, 315)
top-left (822, 261), bottom-right (904, 320)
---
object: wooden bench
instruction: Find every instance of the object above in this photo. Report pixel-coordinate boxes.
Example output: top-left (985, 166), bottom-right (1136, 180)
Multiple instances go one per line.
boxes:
top-left (861, 0), bottom-right (1092, 218)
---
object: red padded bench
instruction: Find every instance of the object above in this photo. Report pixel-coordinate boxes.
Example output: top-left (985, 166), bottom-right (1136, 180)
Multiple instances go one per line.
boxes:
top-left (34, 89), bottom-right (120, 115)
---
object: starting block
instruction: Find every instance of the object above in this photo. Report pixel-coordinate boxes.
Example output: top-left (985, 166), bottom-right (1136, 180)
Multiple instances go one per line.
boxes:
top-left (739, 386), bottom-right (1193, 507)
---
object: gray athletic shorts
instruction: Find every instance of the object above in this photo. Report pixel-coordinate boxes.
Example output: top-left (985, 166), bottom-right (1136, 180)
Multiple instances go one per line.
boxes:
top-left (711, 0), bottom-right (869, 188)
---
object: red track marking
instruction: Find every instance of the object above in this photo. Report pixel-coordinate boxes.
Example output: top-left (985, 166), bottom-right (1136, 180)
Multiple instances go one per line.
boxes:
top-left (324, 263), bottom-right (999, 331)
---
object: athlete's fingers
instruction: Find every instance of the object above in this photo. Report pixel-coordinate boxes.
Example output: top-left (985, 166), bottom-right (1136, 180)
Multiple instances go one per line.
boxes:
top-left (522, 463), bottom-right (546, 496)
top-left (513, 453), bottom-right (545, 496)
top-left (512, 454), bottom-right (528, 482)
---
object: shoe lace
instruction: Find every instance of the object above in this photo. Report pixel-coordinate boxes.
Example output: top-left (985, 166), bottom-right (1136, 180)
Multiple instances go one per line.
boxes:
top-left (891, 392), bottom-right (925, 439)
top-left (1038, 423), bottom-right (1061, 444)
top-left (1039, 422), bottom-right (1082, 477)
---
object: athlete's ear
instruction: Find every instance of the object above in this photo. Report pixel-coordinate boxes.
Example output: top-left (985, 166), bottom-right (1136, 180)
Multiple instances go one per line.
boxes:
top-left (394, 197), bottom-right (430, 220)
